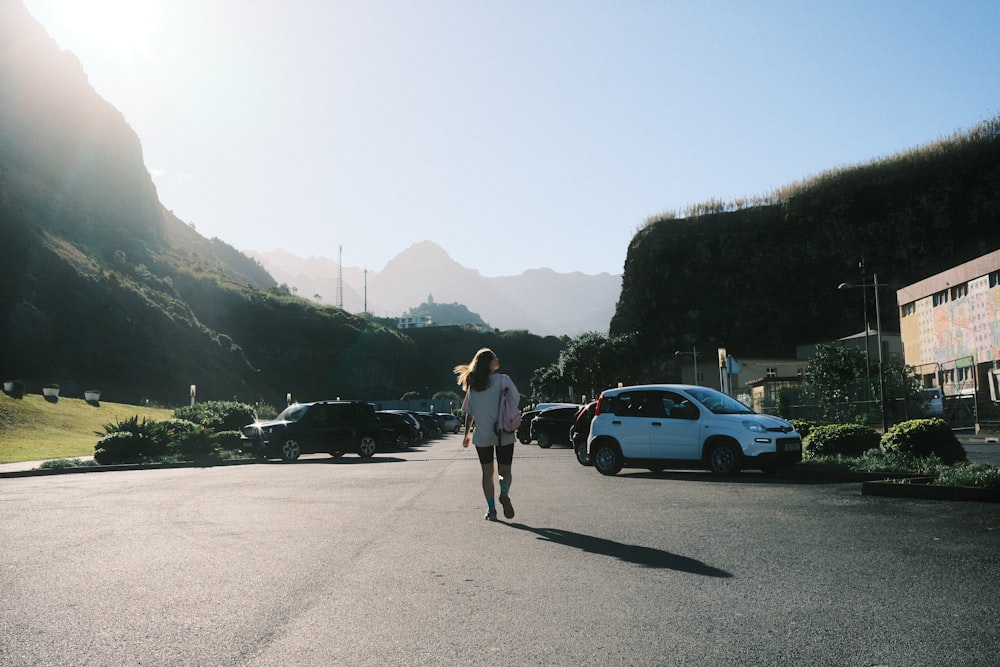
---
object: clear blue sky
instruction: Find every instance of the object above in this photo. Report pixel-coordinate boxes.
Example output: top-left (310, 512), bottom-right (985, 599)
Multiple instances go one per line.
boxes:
top-left (23, 0), bottom-right (1000, 277)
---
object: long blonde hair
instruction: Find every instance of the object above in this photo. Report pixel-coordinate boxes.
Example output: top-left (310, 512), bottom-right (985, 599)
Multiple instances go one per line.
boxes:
top-left (454, 348), bottom-right (496, 392)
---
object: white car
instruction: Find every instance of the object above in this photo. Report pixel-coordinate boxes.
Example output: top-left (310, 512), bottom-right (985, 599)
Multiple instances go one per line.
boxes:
top-left (585, 384), bottom-right (802, 476)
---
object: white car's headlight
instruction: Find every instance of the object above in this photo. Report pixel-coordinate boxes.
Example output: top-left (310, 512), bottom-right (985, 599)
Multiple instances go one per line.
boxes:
top-left (742, 421), bottom-right (768, 434)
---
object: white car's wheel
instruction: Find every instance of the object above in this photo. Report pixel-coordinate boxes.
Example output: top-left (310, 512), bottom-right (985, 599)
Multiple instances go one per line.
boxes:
top-left (707, 442), bottom-right (740, 475)
top-left (593, 440), bottom-right (623, 476)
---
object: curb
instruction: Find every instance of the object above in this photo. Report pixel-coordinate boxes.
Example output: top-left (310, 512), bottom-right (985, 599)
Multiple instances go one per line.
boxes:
top-left (0, 458), bottom-right (258, 479)
top-left (862, 477), bottom-right (1000, 503)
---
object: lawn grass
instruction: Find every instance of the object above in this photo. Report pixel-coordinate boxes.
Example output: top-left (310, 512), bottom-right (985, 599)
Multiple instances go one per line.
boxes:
top-left (0, 392), bottom-right (173, 463)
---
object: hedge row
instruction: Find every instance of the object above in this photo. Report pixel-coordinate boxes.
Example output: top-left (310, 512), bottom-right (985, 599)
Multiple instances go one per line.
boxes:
top-left (94, 401), bottom-right (252, 465)
top-left (800, 418), bottom-right (966, 464)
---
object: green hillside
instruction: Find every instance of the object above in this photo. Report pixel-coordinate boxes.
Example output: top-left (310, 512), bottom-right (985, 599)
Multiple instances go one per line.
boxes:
top-left (0, 392), bottom-right (172, 463)
top-left (611, 117), bottom-right (1000, 367)
top-left (0, 4), bottom-right (563, 407)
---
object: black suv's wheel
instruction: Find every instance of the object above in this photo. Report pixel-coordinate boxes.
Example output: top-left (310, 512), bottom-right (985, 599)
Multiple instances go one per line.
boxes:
top-left (518, 434), bottom-right (531, 444)
top-left (706, 442), bottom-right (740, 475)
top-left (537, 431), bottom-right (553, 448)
top-left (281, 439), bottom-right (301, 461)
top-left (395, 432), bottom-right (411, 449)
top-left (575, 441), bottom-right (592, 466)
top-left (357, 434), bottom-right (377, 458)
top-left (592, 440), bottom-right (623, 476)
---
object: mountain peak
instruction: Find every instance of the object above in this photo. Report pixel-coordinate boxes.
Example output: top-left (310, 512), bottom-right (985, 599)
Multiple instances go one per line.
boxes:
top-left (252, 244), bottom-right (622, 336)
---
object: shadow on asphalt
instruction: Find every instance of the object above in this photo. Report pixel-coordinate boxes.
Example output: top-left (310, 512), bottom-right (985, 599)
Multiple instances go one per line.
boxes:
top-left (506, 523), bottom-right (733, 577)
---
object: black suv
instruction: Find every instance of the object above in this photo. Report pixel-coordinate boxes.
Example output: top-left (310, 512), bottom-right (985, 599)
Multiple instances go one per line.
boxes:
top-left (240, 401), bottom-right (381, 461)
top-left (531, 405), bottom-right (581, 448)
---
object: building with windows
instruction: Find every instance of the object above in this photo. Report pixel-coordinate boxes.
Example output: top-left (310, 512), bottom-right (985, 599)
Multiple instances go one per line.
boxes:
top-left (397, 315), bottom-right (432, 329)
top-left (896, 249), bottom-right (1000, 430)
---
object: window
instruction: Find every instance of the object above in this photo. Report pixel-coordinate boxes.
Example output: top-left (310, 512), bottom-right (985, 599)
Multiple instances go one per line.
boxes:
top-left (950, 283), bottom-right (968, 300)
top-left (990, 270), bottom-right (1000, 289)
top-left (932, 290), bottom-right (949, 307)
top-left (901, 302), bottom-right (916, 317)
top-left (765, 367), bottom-right (777, 378)
top-left (615, 392), bottom-right (657, 417)
top-left (662, 391), bottom-right (697, 420)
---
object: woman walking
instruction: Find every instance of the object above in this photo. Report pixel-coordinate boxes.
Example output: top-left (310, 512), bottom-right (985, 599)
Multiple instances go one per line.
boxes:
top-left (454, 348), bottom-right (520, 521)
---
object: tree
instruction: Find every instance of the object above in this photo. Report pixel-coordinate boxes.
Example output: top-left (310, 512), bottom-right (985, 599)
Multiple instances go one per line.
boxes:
top-left (529, 332), bottom-right (640, 403)
top-left (804, 343), bottom-right (919, 425)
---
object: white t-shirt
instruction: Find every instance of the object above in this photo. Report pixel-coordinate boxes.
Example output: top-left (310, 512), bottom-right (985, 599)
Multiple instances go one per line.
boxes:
top-left (462, 372), bottom-right (520, 447)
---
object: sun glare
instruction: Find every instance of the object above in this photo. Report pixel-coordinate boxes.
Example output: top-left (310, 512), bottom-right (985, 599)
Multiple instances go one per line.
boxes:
top-left (53, 0), bottom-right (160, 62)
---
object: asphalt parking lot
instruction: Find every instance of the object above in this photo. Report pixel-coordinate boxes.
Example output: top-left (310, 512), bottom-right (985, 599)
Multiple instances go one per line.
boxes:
top-left (2, 434), bottom-right (999, 666)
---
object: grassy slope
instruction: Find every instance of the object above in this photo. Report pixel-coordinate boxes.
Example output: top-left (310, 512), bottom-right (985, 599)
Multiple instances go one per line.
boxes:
top-left (0, 393), bottom-right (173, 463)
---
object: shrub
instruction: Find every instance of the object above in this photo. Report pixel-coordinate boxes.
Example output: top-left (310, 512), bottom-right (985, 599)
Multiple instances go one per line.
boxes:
top-left (172, 401), bottom-right (256, 432)
top-left (94, 431), bottom-right (154, 464)
top-left (99, 415), bottom-right (159, 439)
top-left (150, 417), bottom-right (199, 448)
top-left (789, 419), bottom-right (819, 440)
top-left (39, 458), bottom-right (96, 469)
top-left (211, 430), bottom-right (243, 452)
top-left (168, 425), bottom-right (220, 462)
top-left (880, 418), bottom-right (966, 464)
top-left (803, 423), bottom-right (881, 458)
top-left (935, 463), bottom-right (1000, 488)
top-left (95, 416), bottom-right (167, 461)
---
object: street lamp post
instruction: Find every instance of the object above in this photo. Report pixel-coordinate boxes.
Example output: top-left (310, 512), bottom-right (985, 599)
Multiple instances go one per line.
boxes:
top-left (674, 346), bottom-right (699, 385)
top-left (838, 273), bottom-right (887, 432)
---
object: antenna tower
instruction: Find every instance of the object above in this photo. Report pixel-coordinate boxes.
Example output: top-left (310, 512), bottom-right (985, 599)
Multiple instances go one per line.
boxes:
top-left (336, 245), bottom-right (344, 309)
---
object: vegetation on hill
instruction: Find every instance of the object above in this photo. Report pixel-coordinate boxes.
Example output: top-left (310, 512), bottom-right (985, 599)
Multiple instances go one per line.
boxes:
top-left (611, 116), bottom-right (1000, 368)
top-left (0, 5), bottom-right (564, 407)
top-left (0, 392), bottom-right (171, 462)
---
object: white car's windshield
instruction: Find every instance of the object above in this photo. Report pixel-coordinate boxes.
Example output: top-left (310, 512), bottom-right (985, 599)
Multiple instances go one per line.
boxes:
top-left (687, 388), bottom-right (754, 415)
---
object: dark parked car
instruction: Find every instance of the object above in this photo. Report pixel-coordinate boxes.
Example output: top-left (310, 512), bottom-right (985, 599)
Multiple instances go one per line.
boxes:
top-left (570, 400), bottom-right (598, 465)
top-left (516, 410), bottom-right (540, 444)
top-left (377, 410), bottom-right (418, 448)
top-left (240, 400), bottom-right (381, 461)
top-left (437, 413), bottom-right (461, 433)
top-left (411, 411), bottom-right (442, 437)
top-left (531, 405), bottom-right (581, 448)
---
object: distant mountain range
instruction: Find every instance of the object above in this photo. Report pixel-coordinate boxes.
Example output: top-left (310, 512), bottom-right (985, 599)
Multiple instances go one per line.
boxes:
top-left (249, 241), bottom-right (622, 336)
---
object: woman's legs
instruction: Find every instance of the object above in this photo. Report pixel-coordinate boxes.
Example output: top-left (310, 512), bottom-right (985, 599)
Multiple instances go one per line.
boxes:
top-left (477, 444), bottom-right (515, 519)
top-left (476, 446), bottom-right (498, 519)
top-left (498, 463), bottom-right (512, 496)
top-left (480, 461), bottom-right (496, 499)
top-left (497, 444), bottom-right (514, 519)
